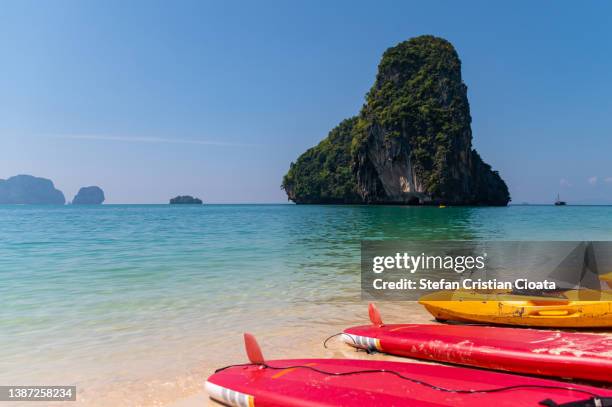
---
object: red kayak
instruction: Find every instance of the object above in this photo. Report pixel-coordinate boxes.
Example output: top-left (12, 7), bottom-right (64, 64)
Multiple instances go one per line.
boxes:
top-left (342, 304), bottom-right (612, 383)
top-left (206, 333), bottom-right (612, 407)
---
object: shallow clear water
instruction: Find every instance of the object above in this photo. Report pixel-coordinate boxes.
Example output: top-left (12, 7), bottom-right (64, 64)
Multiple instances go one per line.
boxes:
top-left (1, 204), bottom-right (612, 404)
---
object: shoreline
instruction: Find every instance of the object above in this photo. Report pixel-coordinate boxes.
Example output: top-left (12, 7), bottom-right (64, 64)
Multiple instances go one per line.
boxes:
top-left (170, 302), bottom-right (435, 407)
top-left (71, 302), bottom-right (435, 407)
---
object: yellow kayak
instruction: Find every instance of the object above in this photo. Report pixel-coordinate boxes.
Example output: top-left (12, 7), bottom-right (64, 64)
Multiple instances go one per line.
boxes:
top-left (601, 272), bottom-right (612, 284)
top-left (419, 290), bottom-right (612, 328)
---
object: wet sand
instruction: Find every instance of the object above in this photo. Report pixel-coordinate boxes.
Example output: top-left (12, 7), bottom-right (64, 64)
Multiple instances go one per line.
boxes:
top-left (9, 302), bottom-right (430, 407)
top-left (169, 302), bottom-right (434, 407)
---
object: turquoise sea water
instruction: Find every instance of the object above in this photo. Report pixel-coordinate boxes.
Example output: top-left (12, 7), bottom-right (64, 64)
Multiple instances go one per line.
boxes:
top-left (2, 204), bottom-right (612, 404)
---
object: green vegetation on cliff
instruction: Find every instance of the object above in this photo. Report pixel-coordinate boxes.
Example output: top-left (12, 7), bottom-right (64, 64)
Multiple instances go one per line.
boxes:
top-left (282, 118), bottom-right (360, 204)
top-left (283, 35), bottom-right (510, 206)
top-left (355, 36), bottom-right (471, 200)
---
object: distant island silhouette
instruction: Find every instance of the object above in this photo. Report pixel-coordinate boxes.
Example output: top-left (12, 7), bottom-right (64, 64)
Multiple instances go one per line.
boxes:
top-left (170, 195), bottom-right (203, 204)
top-left (73, 186), bottom-right (105, 205)
top-left (0, 174), bottom-right (105, 205)
top-left (0, 174), bottom-right (65, 204)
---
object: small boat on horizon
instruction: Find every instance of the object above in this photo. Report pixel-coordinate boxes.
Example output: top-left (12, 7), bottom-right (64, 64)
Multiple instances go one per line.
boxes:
top-left (554, 193), bottom-right (566, 206)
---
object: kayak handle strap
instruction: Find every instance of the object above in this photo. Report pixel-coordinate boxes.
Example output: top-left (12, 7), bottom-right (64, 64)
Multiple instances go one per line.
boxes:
top-left (540, 397), bottom-right (612, 407)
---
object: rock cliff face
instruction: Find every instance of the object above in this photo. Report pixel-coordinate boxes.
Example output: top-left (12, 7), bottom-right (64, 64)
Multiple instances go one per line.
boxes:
top-left (282, 36), bottom-right (510, 206)
top-left (72, 186), bottom-right (105, 204)
top-left (0, 175), bottom-right (65, 204)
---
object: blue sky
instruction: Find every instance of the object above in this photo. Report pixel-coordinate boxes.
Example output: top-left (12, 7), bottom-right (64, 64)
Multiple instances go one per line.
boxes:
top-left (1, 1), bottom-right (611, 203)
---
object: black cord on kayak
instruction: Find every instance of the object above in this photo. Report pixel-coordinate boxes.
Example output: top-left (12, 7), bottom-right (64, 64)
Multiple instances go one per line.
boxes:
top-left (323, 332), bottom-right (343, 348)
top-left (263, 363), bottom-right (605, 398)
top-left (213, 363), bottom-right (254, 373)
top-left (214, 362), bottom-right (604, 400)
top-left (322, 332), bottom-right (375, 353)
top-left (323, 332), bottom-right (357, 348)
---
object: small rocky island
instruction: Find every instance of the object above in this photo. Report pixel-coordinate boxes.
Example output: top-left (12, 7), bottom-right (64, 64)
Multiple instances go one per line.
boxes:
top-left (72, 186), bottom-right (105, 205)
top-left (282, 35), bottom-right (510, 206)
top-left (0, 174), bottom-right (65, 204)
top-left (169, 195), bottom-right (203, 204)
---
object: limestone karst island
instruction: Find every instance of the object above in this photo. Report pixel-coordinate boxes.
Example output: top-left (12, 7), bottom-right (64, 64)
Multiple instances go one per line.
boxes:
top-left (282, 36), bottom-right (510, 206)
top-left (169, 195), bottom-right (203, 204)
top-left (0, 175), bottom-right (105, 205)
top-left (72, 186), bottom-right (105, 205)
top-left (0, 175), bottom-right (66, 204)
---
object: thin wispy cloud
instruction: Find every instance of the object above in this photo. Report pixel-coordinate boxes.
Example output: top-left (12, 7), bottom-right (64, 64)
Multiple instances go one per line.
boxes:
top-left (50, 134), bottom-right (254, 147)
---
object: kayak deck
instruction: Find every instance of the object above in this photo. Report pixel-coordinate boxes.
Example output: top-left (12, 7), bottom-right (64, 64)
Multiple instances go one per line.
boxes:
top-left (343, 323), bottom-right (612, 382)
top-left (207, 358), bottom-right (612, 407)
